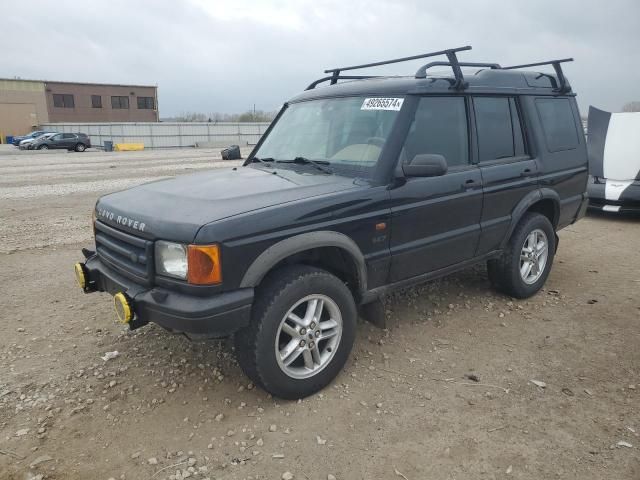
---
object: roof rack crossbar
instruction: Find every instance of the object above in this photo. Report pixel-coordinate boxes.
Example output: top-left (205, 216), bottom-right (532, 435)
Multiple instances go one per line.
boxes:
top-left (415, 61), bottom-right (500, 79)
top-left (305, 75), bottom-right (379, 91)
top-left (502, 58), bottom-right (573, 93)
top-left (317, 46), bottom-right (471, 88)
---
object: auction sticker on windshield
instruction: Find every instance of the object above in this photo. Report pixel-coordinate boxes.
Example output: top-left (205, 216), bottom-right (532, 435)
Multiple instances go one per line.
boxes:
top-left (361, 97), bottom-right (404, 111)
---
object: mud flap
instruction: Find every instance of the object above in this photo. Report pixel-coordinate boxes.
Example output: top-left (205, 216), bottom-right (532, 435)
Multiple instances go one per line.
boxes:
top-left (359, 298), bottom-right (386, 329)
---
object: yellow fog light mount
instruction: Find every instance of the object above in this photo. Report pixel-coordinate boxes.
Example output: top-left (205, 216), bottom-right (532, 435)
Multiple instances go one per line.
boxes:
top-left (113, 292), bottom-right (134, 324)
top-left (74, 262), bottom-right (88, 291)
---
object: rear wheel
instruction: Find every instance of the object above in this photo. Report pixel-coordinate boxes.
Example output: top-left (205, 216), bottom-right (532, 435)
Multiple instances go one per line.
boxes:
top-left (487, 213), bottom-right (555, 299)
top-left (234, 265), bottom-right (356, 399)
top-left (75, 143), bottom-right (86, 152)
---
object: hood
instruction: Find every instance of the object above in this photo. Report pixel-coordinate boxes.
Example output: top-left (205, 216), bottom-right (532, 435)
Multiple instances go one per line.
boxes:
top-left (588, 106), bottom-right (640, 181)
top-left (95, 165), bottom-right (357, 242)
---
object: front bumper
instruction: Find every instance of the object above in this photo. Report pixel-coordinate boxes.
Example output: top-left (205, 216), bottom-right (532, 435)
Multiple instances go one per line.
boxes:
top-left (588, 180), bottom-right (640, 213)
top-left (80, 254), bottom-right (253, 336)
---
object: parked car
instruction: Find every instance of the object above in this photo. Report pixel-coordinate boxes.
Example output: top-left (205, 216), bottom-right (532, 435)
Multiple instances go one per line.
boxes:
top-left (33, 132), bottom-right (91, 152)
top-left (12, 130), bottom-right (51, 146)
top-left (587, 106), bottom-right (640, 213)
top-left (74, 46), bottom-right (588, 399)
top-left (19, 132), bottom-right (56, 149)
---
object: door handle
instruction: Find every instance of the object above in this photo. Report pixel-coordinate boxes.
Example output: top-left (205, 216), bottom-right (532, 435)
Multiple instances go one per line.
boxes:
top-left (520, 168), bottom-right (532, 177)
top-left (463, 178), bottom-right (478, 189)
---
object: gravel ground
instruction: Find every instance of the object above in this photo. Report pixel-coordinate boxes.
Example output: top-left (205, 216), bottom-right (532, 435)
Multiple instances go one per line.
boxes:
top-left (0, 146), bottom-right (639, 480)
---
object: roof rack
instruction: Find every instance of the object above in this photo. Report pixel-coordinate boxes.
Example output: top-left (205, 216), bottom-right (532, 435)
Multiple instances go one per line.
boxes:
top-left (307, 46), bottom-right (472, 91)
top-left (502, 58), bottom-right (573, 93)
top-left (306, 49), bottom-right (574, 94)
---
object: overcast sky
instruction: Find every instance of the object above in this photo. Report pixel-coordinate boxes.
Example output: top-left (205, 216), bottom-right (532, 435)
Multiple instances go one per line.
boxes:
top-left (2, 0), bottom-right (639, 116)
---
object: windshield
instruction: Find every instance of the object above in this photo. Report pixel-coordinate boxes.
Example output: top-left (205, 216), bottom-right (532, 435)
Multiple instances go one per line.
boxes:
top-left (253, 96), bottom-right (403, 177)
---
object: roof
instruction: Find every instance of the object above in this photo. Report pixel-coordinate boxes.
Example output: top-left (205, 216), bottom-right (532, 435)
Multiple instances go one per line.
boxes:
top-left (0, 77), bottom-right (157, 89)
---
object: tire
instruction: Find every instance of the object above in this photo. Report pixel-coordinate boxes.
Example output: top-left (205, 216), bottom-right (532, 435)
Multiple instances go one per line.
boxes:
top-left (38, 144), bottom-right (48, 150)
top-left (487, 212), bottom-right (556, 299)
top-left (234, 265), bottom-right (357, 399)
top-left (75, 143), bottom-right (86, 152)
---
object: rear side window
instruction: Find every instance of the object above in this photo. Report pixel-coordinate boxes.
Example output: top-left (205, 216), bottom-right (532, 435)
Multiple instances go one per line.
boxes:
top-left (402, 97), bottom-right (469, 167)
top-left (473, 97), bottom-right (526, 162)
top-left (535, 98), bottom-right (579, 152)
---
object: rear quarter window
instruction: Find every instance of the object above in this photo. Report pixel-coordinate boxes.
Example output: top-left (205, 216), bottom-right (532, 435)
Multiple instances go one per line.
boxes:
top-left (535, 98), bottom-right (580, 152)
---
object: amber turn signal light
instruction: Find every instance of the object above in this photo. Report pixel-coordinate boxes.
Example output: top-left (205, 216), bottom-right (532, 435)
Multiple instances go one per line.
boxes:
top-left (187, 244), bottom-right (222, 285)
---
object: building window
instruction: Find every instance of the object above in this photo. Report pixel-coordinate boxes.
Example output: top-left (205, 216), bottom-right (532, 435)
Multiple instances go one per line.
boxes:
top-left (111, 96), bottom-right (130, 109)
top-left (52, 94), bottom-right (75, 108)
top-left (91, 95), bottom-right (102, 108)
top-left (137, 96), bottom-right (155, 109)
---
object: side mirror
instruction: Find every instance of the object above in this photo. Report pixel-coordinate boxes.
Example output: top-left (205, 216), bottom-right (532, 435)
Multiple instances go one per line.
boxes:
top-left (402, 154), bottom-right (448, 177)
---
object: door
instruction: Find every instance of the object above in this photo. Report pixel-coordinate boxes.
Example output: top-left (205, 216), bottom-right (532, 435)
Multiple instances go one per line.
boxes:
top-left (472, 96), bottom-right (539, 254)
top-left (47, 133), bottom-right (64, 149)
top-left (389, 96), bottom-right (483, 282)
top-left (61, 133), bottom-right (77, 149)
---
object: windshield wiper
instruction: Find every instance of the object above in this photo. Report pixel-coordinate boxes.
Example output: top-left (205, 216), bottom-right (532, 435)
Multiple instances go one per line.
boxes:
top-left (250, 156), bottom-right (275, 168)
top-left (276, 157), bottom-right (333, 174)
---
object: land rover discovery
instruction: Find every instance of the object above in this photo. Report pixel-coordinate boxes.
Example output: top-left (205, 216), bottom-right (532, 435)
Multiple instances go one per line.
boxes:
top-left (75, 46), bottom-right (588, 399)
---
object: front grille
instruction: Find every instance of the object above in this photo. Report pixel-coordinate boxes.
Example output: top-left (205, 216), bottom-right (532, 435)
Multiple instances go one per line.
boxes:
top-left (95, 221), bottom-right (153, 285)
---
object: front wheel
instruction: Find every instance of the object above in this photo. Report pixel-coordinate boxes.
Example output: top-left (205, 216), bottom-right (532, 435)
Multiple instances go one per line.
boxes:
top-left (38, 144), bottom-right (48, 150)
top-left (234, 265), bottom-right (357, 399)
top-left (487, 212), bottom-right (556, 299)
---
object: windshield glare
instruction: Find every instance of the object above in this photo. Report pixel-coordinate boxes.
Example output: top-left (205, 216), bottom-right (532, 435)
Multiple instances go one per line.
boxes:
top-left (254, 96), bottom-right (402, 176)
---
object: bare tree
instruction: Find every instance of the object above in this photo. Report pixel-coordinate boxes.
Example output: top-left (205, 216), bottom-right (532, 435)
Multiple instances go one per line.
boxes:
top-left (622, 101), bottom-right (640, 112)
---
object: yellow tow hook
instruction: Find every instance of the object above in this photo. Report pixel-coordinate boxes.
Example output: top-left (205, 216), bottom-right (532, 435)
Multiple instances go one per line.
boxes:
top-left (74, 262), bottom-right (88, 291)
top-left (113, 292), bottom-right (134, 324)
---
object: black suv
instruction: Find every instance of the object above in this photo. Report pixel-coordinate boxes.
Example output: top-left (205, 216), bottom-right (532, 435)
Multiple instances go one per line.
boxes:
top-left (75, 47), bottom-right (588, 399)
top-left (33, 132), bottom-right (91, 152)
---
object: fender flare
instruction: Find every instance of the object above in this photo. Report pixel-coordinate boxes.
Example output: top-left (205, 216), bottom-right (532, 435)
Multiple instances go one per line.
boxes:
top-left (500, 188), bottom-right (560, 248)
top-left (239, 231), bottom-right (368, 293)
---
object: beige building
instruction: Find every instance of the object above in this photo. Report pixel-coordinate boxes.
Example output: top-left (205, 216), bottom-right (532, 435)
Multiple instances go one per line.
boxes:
top-left (0, 79), bottom-right (49, 140)
top-left (1, 78), bottom-right (158, 140)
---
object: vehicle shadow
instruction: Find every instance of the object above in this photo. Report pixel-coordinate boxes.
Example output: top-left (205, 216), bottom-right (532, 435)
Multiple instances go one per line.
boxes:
top-left (586, 209), bottom-right (640, 223)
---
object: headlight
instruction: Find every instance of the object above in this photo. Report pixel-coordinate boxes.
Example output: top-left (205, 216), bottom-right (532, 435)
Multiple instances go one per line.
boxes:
top-left (155, 241), bottom-right (222, 285)
top-left (155, 241), bottom-right (188, 279)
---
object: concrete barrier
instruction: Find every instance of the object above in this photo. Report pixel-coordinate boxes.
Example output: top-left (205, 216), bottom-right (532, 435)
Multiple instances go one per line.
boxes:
top-left (114, 143), bottom-right (144, 151)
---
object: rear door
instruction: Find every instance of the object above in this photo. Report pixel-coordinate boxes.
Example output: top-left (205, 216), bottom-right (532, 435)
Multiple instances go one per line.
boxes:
top-left (388, 96), bottom-right (483, 281)
top-left (473, 96), bottom-right (539, 255)
top-left (61, 133), bottom-right (77, 148)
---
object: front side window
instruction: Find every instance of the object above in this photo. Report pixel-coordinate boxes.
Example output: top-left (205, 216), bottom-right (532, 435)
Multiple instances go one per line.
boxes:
top-left (111, 96), bottom-right (129, 109)
top-left (253, 96), bottom-right (402, 177)
top-left (53, 93), bottom-right (74, 108)
top-left (401, 96), bottom-right (469, 167)
top-left (536, 98), bottom-right (579, 152)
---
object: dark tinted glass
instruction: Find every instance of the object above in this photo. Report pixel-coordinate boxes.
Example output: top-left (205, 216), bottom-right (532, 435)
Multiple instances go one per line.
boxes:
top-left (474, 97), bottom-right (514, 161)
top-left (536, 98), bottom-right (579, 152)
top-left (401, 97), bottom-right (469, 167)
top-left (510, 98), bottom-right (526, 156)
top-left (91, 95), bottom-right (102, 108)
top-left (62, 133), bottom-right (75, 139)
top-left (53, 94), bottom-right (63, 108)
top-left (64, 94), bottom-right (74, 108)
